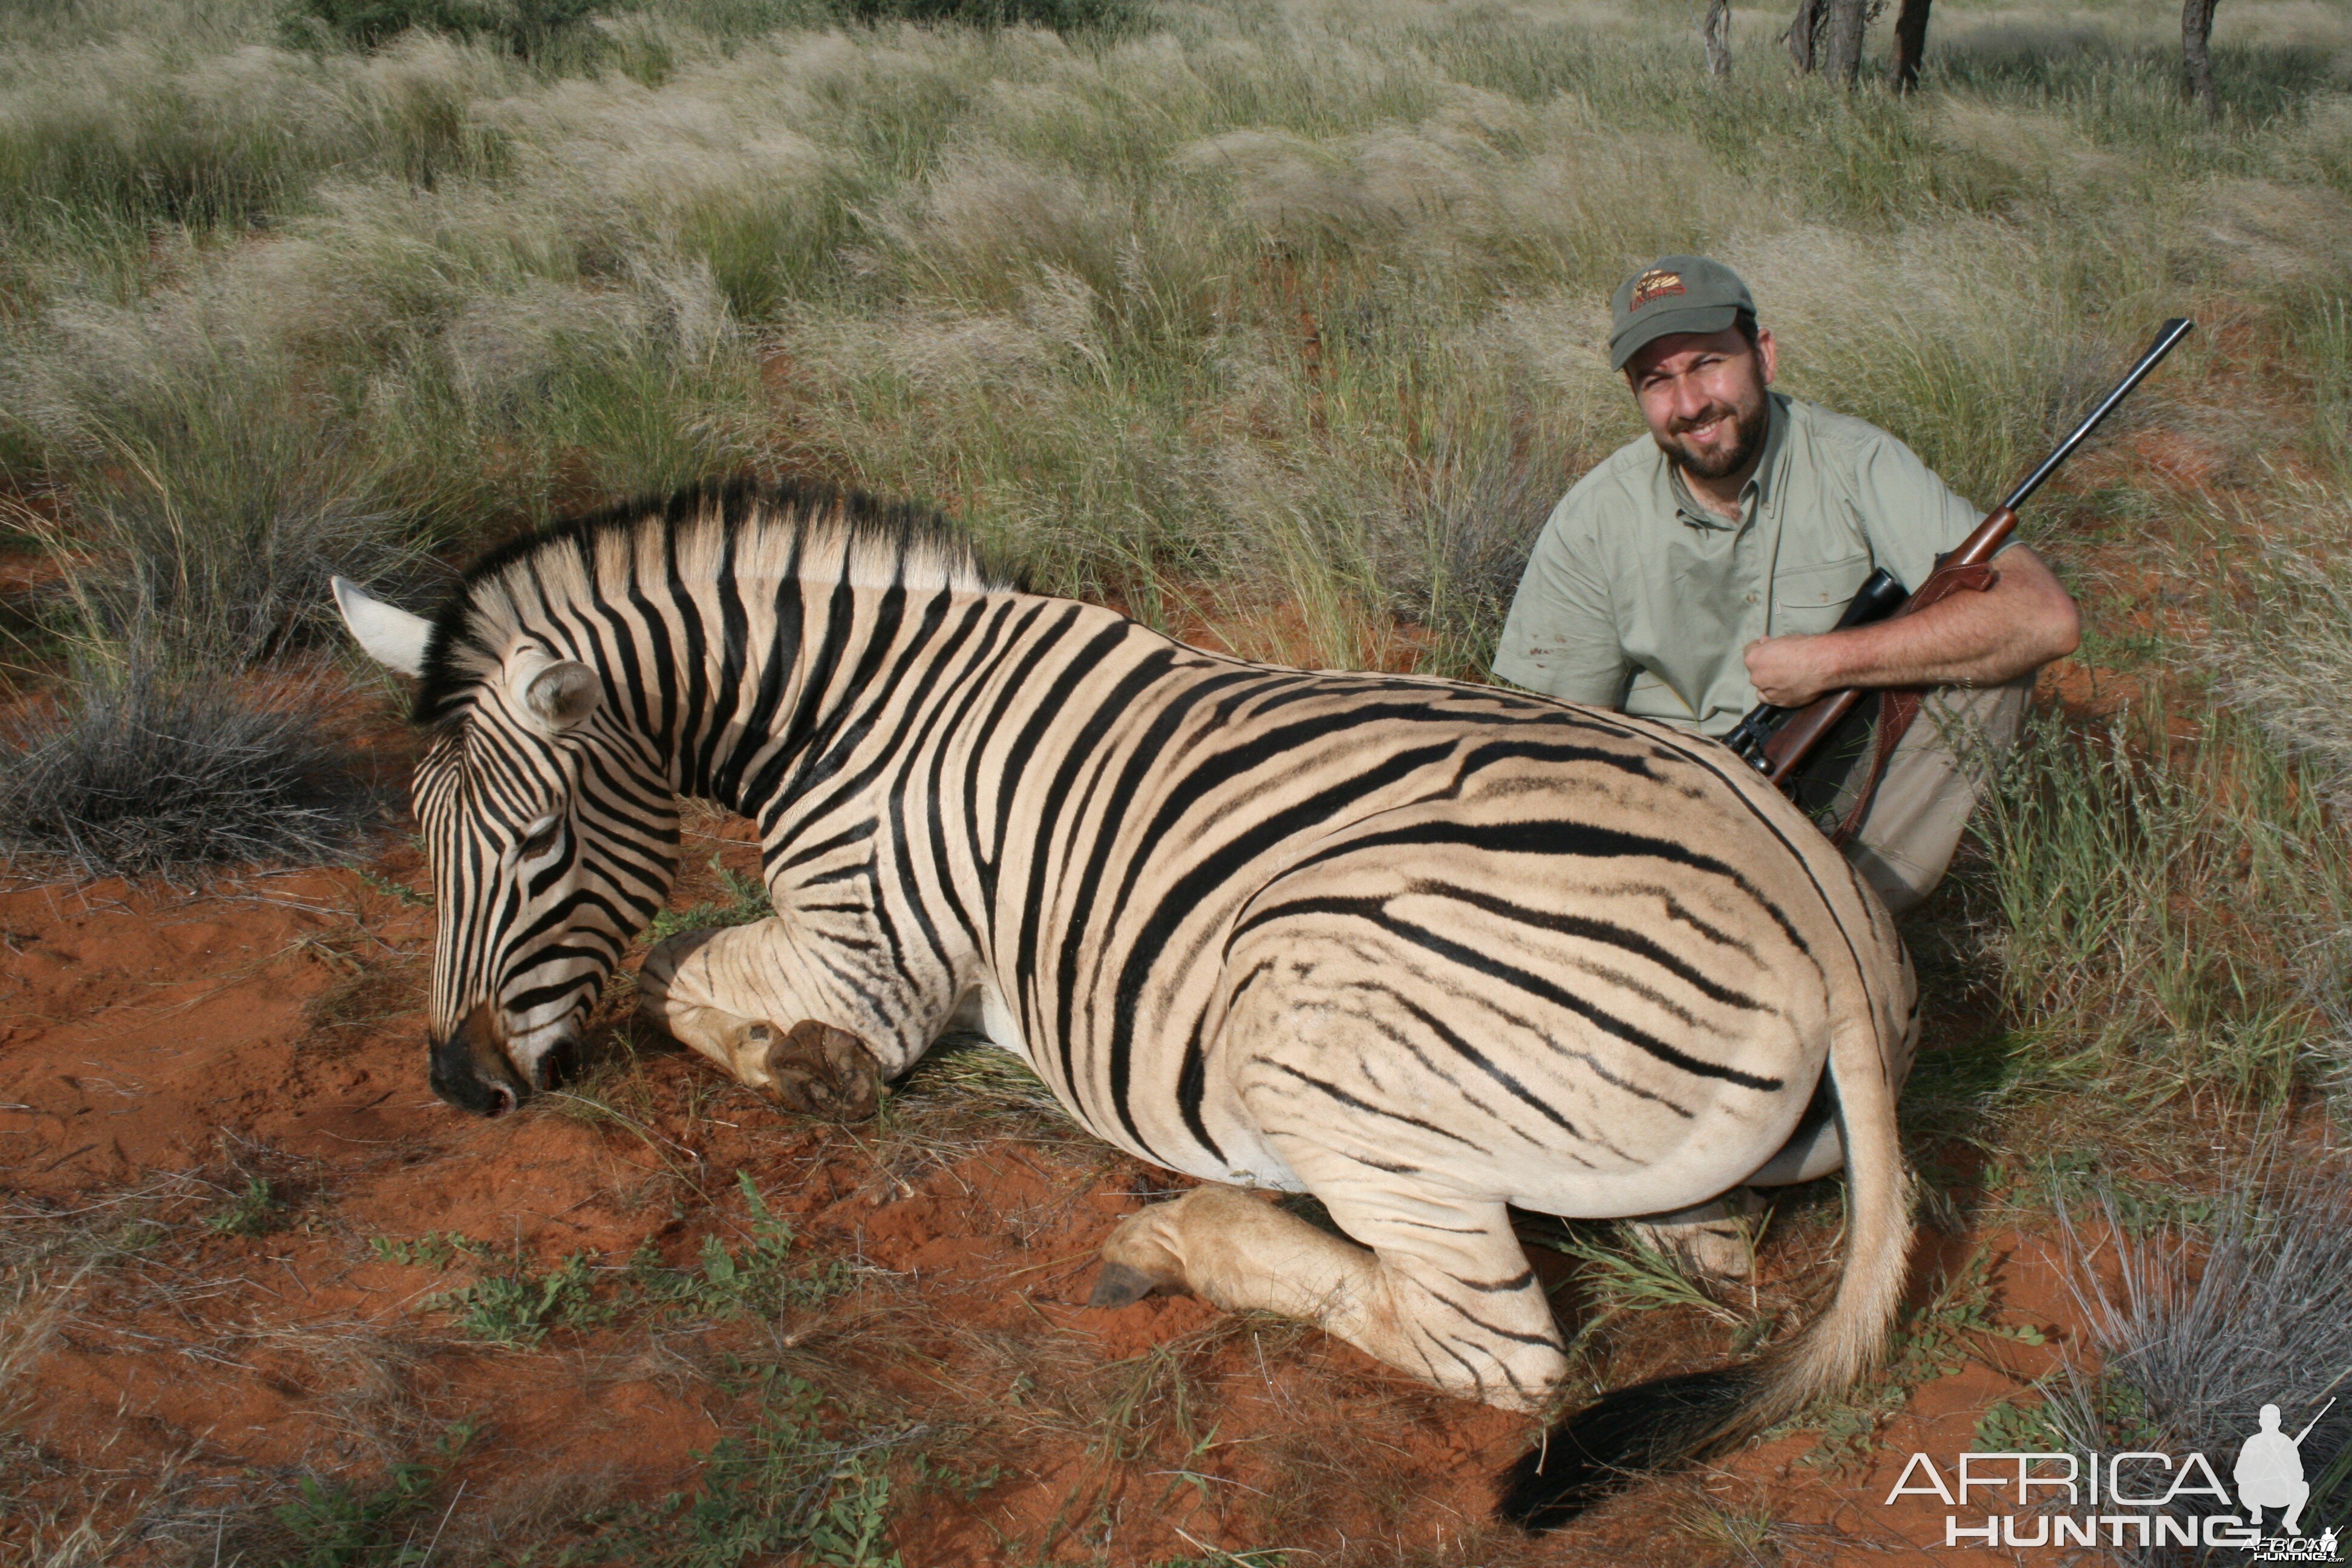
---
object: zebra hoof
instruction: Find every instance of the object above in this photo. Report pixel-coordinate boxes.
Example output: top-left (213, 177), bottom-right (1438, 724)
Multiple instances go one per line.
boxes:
top-left (758, 1019), bottom-right (881, 1123)
top-left (1087, 1261), bottom-right (1164, 1309)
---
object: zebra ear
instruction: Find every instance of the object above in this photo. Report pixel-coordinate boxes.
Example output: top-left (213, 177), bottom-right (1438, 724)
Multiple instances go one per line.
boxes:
top-left (520, 659), bottom-right (602, 734)
top-left (332, 576), bottom-right (431, 678)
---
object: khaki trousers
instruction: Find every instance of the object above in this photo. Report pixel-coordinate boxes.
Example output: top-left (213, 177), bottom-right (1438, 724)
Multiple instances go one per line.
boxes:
top-left (1821, 676), bottom-right (2032, 916)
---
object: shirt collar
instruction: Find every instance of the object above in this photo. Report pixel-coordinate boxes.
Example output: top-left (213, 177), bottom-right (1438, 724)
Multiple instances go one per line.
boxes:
top-left (1667, 393), bottom-right (1789, 533)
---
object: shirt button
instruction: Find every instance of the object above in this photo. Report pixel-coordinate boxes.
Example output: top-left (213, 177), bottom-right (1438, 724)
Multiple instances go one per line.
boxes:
top-left (1745, 592), bottom-right (1759, 604)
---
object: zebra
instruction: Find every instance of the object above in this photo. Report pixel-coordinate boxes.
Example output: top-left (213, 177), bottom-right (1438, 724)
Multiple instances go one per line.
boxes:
top-left (330, 479), bottom-right (1919, 1527)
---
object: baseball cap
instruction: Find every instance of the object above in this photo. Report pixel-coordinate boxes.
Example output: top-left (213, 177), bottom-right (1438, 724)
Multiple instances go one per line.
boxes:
top-left (1609, 255), bottom-right (1757, 371)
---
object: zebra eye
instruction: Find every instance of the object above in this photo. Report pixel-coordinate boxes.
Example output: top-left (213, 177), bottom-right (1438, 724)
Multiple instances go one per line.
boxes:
top-left (518, 816), bottom-right (563, 858)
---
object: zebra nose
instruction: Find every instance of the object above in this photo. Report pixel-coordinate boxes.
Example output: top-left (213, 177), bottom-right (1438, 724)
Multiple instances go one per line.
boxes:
top-left (428, 1004), bottom-right (531, 1117)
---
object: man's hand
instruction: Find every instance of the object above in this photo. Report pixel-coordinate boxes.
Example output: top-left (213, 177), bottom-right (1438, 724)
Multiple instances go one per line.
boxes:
top-left (1741, 545), bottom-right (2081, 705)
top-left (1743, 633), bottom-right (1841, 708)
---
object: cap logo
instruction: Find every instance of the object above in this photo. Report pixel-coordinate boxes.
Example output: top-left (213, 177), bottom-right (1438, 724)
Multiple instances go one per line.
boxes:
top-left (1630, 269), bottom-right (1687, 310)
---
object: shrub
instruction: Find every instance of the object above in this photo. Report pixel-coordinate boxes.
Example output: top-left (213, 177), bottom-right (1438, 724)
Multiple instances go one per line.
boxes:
top-left (0, 663), bottom-right (373, 878)
top-left (828, 0), bottom-right (1140, 29)
top-left (281, 0), bottom-right (617, 56)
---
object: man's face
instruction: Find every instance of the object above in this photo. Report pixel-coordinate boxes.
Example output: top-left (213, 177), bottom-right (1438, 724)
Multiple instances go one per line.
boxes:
top-left (1626, 325), bottom-right (1777, 483)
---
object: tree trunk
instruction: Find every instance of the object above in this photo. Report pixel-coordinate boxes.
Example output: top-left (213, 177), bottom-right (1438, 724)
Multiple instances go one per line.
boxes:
top-left (1702, 0), bottom-right (1732, 78)
top-left (1885, 0), bottom-right (1932, 92)
top-left (1786, 0), bottom-right (1826, 73)
top-left (1821, 0), bottom-right (1870, 85)
top-left (2182, 0), bottom-right (2220, 117)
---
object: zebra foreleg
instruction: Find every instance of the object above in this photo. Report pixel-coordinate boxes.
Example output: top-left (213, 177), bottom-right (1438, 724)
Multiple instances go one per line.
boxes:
top-left (1091, 1181), bottom-right (1568, 1411)
top-left (636, 928), bottom-right (882, 1121)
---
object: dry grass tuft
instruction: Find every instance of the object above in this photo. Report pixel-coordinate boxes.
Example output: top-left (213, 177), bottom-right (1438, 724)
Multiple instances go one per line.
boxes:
top-left (0, 661), bottom-right (376, 878)
top-left (2044, 1160), bottom-right (2352, 1561)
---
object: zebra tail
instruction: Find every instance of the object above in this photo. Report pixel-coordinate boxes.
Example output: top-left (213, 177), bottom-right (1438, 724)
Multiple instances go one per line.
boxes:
top-left (1495, 1003), bottom-right (1916, 1533)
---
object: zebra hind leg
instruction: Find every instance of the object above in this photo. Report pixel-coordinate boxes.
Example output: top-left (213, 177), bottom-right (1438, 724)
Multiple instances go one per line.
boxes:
top-left (1625, 1188), bottom-right (1764, 1281)
top-left (1088, 1181), bottom-right (1567, 1411)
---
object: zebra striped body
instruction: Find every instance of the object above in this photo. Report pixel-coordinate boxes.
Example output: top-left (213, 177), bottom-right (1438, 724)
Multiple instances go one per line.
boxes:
top-left (336, 481), bottom-right (1918, 1504)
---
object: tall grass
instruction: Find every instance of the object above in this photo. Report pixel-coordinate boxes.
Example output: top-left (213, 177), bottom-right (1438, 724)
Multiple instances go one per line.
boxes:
top-left (4, 1), bottom-right (2344, 655)
top-left (0, 1), bottom-right (2345, 923)
top-left (1973, 703), bottom-right (2350, 1112)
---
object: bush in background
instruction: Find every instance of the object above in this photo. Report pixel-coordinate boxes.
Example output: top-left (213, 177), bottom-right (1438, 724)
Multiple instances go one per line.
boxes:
top-left (281, 0), bottom-right (616, 56)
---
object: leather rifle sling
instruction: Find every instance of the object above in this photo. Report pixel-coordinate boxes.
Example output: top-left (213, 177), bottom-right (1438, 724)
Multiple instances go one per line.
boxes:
top-left (1827, 562), bottom-right (2002, 847)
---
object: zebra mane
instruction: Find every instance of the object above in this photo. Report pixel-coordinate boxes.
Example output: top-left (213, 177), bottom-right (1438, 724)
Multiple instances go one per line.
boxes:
top-left (411, 477), bottom-right (1019, 728)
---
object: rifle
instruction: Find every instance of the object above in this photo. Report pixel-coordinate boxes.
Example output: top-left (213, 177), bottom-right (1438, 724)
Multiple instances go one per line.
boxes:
top-left (1723, 318), bottom-right (2196, 817)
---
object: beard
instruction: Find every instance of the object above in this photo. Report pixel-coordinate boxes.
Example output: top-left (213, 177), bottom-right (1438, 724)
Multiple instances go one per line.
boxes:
top-left (1656, 391), bottom-right (1771, 482)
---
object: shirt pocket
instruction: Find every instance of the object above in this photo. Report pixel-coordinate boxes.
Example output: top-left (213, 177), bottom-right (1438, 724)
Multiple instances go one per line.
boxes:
top-left (1772, 552), bottom-right (1873, 636)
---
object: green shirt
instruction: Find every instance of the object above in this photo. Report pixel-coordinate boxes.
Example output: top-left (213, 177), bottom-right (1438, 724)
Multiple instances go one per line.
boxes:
top-left (1492, 393), bottom-right (1987, 738)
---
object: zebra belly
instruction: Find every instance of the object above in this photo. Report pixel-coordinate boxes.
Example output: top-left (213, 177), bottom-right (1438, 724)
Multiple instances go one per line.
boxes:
top-left (1204, 849), bottom-right (1832, 1222)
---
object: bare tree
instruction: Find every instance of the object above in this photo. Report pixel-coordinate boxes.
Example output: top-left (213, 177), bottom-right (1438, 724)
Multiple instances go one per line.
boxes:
top-left (1702, 0), bottom-right (1732, 78)
top-left (2183, 0), bottom-right (2221, 117)
top-left (1820, 0), bottom-right (1871, 84)
top-left (1785, 0), bottom-right (1827, 72)
top-left (1886, 0), bottom-right (1932, 92)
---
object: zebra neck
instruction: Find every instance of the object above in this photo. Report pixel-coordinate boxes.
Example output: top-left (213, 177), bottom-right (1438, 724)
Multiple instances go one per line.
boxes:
top-left (664, 577), bottom-right (1036, 831)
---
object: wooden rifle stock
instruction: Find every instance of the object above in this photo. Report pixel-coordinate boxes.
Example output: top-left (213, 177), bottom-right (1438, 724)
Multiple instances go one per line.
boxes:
top-left (1737, 315), bottom-right (2194, 799)
top-left (1757, 505), bottom-right (2016, 785)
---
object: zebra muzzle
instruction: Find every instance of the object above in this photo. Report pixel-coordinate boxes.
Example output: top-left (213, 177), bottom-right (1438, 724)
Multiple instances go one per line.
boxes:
top-left (753, 1019), bottom-right (881, 1123)
top-left (428, 1002), bottom-right (533, 1117)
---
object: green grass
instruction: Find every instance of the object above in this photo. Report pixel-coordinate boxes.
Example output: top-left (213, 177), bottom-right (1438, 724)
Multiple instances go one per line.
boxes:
top-left (612, 1370), bottom-right (913, 1568)
top-left (270, 1423), bottom-right (481, 1567)
top-left (1971, 702), bottom-right (2351, 1116)
top-left (645, 856), bottom-right (773, 943)
top-left (380, 1172), bottom-right (846, 1345)
top-left (204, 1177), bottom-right (285, 1237)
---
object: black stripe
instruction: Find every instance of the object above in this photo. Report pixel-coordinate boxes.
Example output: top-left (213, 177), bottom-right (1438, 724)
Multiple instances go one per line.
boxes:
top-left (1112, 741), bottom-right (1460, 1153)
top-left (1406, 878), bottom-right (1765, 1014)
top-left (1263, 894), bottom-right (1782, 1093)
top-left (1258, 1060), bottom-right (1490, 1152)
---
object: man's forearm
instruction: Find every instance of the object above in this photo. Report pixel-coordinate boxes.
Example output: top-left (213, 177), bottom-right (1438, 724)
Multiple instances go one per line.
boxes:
top-left (1744, 547), bottom-right (2080, 707)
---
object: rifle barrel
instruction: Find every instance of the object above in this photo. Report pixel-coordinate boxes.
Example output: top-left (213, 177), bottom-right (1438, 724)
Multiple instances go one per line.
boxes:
top-left (2001, 318), bottom-right (2195, 513)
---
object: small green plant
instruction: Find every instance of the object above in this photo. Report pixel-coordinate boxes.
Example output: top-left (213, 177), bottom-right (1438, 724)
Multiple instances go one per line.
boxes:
top-left (425, 1250), bottom-right (606, 1346)
top-left (368, 1232), bottom-right (490, 1269)
top-left (1975, 1395), bottom-right (2063, 1452)
top-left (206, 1177), bottom-right (283, 1237)
top-left (612, 1373), bottom-right (913, 1568)
top-left (273, 1422), bottom-right (476, 1567)
top-left (630, 1172), bottom-right (847, 1320)
top-left (353, 865), bottom-right (432, 908)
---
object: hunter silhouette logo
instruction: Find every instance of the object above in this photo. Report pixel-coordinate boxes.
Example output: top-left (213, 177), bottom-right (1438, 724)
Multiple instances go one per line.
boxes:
top-left (1630, 269), bottom-right (1685, 309)
top-left (2239, 1399), bottom-right (2333, 1537)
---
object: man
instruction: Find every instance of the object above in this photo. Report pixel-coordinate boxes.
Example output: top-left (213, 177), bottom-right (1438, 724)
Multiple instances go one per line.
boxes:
top-left (1494, 255), bottom-right (2080, 916)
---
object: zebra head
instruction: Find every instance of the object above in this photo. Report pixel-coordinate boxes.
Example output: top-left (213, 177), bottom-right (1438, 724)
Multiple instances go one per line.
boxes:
top-left (333, 575), bottom-right (681, 1116)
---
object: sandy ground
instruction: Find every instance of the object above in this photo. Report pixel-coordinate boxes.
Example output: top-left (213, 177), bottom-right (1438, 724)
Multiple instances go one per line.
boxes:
top-left (0, 740), bottom-right (2099, 1566)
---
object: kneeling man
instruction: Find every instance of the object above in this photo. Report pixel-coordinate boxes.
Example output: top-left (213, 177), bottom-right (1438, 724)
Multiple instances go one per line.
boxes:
top-left (1495, 255), bottom-right (2081, 915)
